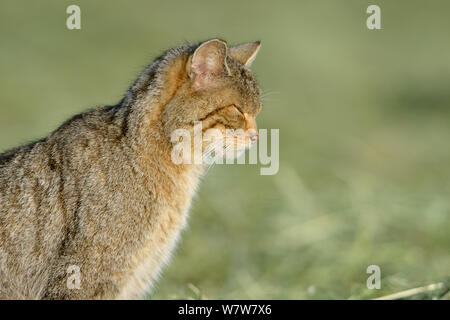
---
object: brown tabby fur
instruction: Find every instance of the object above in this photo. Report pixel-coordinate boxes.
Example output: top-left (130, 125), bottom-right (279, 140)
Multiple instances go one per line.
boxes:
top-left (0, 39), bottom-right (261, 299)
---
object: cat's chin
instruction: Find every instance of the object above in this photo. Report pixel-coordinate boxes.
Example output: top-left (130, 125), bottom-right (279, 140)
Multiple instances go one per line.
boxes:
top-left (235, 148), bottom-right (247, 158)
top-left (200, 149), bottom-right (246, 165)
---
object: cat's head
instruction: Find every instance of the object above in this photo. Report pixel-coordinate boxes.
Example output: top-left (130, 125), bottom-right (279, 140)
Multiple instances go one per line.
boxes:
top-left (160, 39), bottom-right (262, 163)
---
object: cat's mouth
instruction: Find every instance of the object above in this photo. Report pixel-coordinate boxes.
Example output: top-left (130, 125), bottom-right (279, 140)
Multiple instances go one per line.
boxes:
top-left (201, 132), bottom-right (257, 162)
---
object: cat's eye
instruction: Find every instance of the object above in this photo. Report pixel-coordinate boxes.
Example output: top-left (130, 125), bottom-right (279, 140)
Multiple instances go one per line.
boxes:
top-left (232, 104), bottom-right (244, 115)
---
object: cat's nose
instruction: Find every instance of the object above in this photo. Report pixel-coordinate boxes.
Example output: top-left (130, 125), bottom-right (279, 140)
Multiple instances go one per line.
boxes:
top-left (250, 134), bottom-right (259, 144)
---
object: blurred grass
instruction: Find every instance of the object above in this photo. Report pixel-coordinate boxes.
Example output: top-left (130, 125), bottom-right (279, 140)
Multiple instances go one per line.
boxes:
top-left (1, 0), bottom-right (449, 299)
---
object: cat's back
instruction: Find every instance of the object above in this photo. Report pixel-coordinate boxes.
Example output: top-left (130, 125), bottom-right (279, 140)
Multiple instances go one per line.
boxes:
top-left (0, 106), bottom-right (126, 299)
top-left (0, 137), bottom-right (60, 298)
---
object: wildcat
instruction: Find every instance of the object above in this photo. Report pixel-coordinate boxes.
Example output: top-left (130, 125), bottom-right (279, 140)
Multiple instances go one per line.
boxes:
top-left (0, 39), bottom-right (262, 299)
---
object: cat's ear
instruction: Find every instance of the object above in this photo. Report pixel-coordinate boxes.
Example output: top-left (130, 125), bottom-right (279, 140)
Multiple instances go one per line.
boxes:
top-left (188, 39), bottom-right (230, 90)
top-left (229, 41), bottom-right (261, 67)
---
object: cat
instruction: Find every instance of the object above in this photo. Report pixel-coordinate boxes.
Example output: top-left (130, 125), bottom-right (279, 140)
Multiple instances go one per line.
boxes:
top-left (0, 39), bottom-right (262, 299)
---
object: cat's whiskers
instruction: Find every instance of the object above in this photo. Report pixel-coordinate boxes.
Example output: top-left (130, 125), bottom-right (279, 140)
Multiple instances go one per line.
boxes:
top-left (202, 140), bottom-right (225, 175)
top-left (261, 90), bottom-right (280, 102)
top-left (202, 140), bottom-right (222, 163)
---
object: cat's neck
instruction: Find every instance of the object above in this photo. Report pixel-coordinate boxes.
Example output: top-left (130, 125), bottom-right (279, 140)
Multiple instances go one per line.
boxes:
top-left (120, 51), bottom-right (206, 186)
top-left (127, 118), bottom-right (205, 195)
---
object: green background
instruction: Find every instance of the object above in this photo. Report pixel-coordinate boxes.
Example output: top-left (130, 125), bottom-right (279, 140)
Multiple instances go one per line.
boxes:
top-left (1, 0), bottom-right (449, 299)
